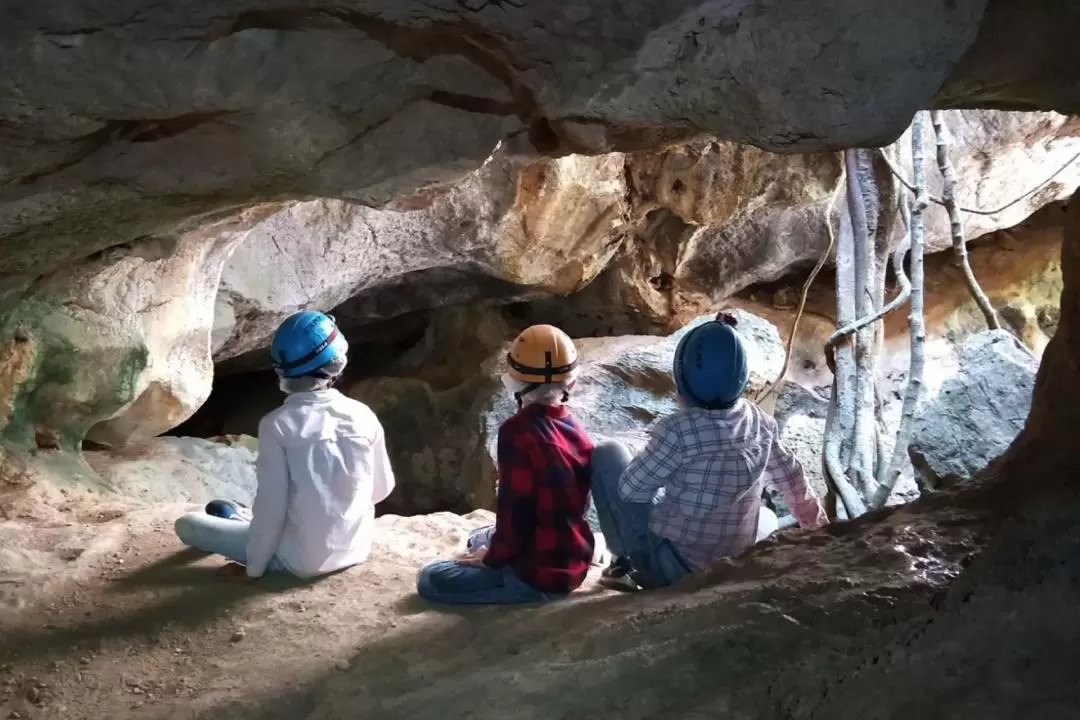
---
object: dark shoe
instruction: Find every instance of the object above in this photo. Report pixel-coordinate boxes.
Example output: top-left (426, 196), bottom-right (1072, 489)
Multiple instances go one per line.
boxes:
top-left (601, 556), bottom-right (631, 577)
top-left (205, 500), bottom-right (248, 521)
top-left (599, 557), bottom-right (641, 592)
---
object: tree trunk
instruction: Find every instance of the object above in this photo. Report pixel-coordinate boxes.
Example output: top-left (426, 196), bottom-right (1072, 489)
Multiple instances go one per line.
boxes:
top-left (846, 149), bottom-right (880, 500)
top-left (823, 170), bottom-right (866, 520)
top-left (930, 110), bottom-right (1000, 330)
top-left (875, 111), bottom-right (929, 507)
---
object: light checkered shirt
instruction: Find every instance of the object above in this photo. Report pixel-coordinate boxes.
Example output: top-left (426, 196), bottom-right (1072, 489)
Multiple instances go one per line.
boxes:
top-left (619, 399), bottom-right (827, 570)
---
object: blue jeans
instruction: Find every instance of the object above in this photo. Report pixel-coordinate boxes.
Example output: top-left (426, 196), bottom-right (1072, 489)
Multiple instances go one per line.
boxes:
top-left (174, 512), bottom-right (286, 573)
top-left (416, 527), bottom-right (564, 605)
top-left (590, 441), bottom-right (693, 589)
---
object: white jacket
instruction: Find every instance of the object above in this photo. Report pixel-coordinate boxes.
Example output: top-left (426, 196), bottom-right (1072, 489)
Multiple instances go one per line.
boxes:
top-left (246, 390), bottom-right (396, 578)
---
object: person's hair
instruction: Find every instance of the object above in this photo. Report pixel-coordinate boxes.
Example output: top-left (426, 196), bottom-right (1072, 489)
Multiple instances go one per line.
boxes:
top-left (501, 371), bottom-right (578, 406)
top-left (278, 355), bottom-right (347, 394)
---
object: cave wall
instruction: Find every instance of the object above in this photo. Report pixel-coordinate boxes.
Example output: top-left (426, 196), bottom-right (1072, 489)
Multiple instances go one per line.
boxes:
top-left (211, 109), bottom-right (1080, 372)
top-left (1003, 186), bottom-right (1080, 489)
top-left (0, 207), bottom-right (279, 452)
top-left (2, 2), bottom-right (1080, 503)
top-left (4, 109), bottom-right (1077, 458)
top-left (4, 0), bottom-right (1080, 283)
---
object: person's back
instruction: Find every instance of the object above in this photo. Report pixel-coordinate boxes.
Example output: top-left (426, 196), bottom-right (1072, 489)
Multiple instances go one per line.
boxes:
top-left (489, 401), bottom-right (594, 593)
top-left (173, 310), bottom-right (396, 582)
top-left (416, 324), bottom-right (595, 605)
top-left (589, 312), bottom-right (826, 592)
top-left (627, 398), bottom-right (822, 569)
top-left (251, 389), bottom-right (394, 578)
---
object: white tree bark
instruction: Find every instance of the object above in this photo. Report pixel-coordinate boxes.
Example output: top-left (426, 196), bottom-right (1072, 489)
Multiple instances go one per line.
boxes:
top-left (823, 154), bottom-right (867, 520)
top-left (930, 110), bottom-right (1000, 331)
top-left (875, 111), bottom-right (929, 506)
top-left (846, 150), bottom-right (881, 500)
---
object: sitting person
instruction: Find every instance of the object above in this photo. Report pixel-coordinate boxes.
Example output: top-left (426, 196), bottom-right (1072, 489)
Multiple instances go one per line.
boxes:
top-left (175, 311), bottom-right (396, 581)
top-left (590, 313), bottom-right (828, 592)
top-left (417, 324), bottom-right (595, 605)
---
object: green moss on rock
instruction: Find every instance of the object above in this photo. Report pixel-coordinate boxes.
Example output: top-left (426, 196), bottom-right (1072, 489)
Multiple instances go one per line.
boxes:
top-left (0, 299), bottom-right (151, 453)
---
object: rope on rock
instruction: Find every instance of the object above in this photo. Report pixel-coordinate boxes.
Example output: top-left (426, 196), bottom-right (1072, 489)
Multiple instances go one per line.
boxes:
top-left (754, 152), bottom-right (846, 406)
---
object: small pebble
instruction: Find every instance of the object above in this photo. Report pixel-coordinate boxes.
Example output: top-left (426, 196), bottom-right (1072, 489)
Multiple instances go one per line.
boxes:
top-left (230, 629), bottom-right (246, 643)
top-left (9, 711), bottom-right (22, 719)
top-left (25, 686), bottom-right (40, 703)
top-left (78, 658), bottom-right (90, 666)
top-left (335, 660), bottom-right (351, 671)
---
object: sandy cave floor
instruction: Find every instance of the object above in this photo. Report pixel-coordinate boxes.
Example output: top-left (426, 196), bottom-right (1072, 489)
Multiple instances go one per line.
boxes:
top-left (0, 479), bottom-right (1023, 720)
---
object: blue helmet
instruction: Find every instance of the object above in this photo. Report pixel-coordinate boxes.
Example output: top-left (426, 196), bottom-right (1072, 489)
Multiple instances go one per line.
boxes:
top-left (673, 320), bottom-right (749, 409)
top-left (270, 311), bottom-right (348, 378)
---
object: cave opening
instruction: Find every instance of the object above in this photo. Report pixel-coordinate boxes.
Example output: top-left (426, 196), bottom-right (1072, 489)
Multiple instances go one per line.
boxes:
top-left (160, 193), bottom-right (1067, 523)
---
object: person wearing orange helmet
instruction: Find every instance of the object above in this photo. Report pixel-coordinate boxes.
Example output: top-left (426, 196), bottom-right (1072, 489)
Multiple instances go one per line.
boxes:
top-left (417, 324), bottom-right (596, 604)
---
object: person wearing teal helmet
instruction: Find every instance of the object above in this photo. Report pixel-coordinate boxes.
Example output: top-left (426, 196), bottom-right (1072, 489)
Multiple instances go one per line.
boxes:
top-left (588, 311), bottom-right (828, 592)
top-left (174, 311), bottom-right (397, 581)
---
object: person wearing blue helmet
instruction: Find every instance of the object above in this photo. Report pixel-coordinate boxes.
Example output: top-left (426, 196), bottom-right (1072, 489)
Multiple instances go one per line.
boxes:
top-left (174, 310), bottom-right (396, 581)
top-left (589, 311), bottom-right (827, 592)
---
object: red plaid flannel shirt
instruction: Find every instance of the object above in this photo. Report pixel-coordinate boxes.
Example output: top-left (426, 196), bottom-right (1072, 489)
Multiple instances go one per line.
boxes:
top-left (483, 403), bottom-right (595, 594)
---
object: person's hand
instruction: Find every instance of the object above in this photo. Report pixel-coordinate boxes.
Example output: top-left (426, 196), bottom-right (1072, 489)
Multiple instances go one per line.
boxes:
top-left (216, 562), bottom-right (251, 581)
top-left (454, 550), bottom-right (487, 566)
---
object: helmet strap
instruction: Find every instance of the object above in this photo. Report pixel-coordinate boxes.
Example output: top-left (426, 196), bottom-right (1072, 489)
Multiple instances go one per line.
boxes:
top-left (514, 382), bottom-right (542, 410)
top-left (506, 352), bottom-right (577, 383)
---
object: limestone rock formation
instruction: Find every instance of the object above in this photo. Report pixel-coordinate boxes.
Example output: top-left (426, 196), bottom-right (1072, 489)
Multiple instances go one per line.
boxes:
top-left (575, 110), bottom-right (1080, 329)
top-left (213, 149), bottom-right (629, 367)
top-left (0, 207), bottom-right (276, 453)
top-left (8, 0), bottom-right (1052, 281)
top-left (88, 436), bottom-right (260, 507)
top-left (211, 109), bottom-right (1080, 367)
top-left (349, 374), bottom-right (504, 517)
top-left (909, 330), bottom-right (1039, 490)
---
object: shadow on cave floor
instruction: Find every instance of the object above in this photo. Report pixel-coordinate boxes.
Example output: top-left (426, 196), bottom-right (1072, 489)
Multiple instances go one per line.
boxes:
top-left (0, 548), bottom-right (306, 672)
top-left (2, 477), bottom-right (1078, 720)
top-left (182, 494), bottom-right (1080, 720)
top-left (121, 485), bottom-right (1044, 720)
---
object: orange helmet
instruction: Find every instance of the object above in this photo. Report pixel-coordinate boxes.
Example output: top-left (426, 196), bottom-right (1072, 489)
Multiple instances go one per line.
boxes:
top-left (506, 324), bottom-right (578, 385)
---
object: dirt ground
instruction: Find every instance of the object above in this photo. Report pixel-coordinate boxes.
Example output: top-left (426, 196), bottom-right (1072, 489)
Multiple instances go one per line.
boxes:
top-left (0, 474), bottom-right (1027, 720)
top-left (0, 489), bottom-right (487, 720)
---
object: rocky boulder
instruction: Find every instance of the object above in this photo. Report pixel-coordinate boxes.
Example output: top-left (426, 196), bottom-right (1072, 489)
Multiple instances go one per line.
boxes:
top-left (349, 374), bottom-right (503, 518)
top-left (86, 436), bottom-right (260, 507)
top-left (0, 208), bottom-right (276, 453)
top-left (349, 309), bottom-right (786, 516)
top-left (909, 330), bottom-right (1039, 490)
